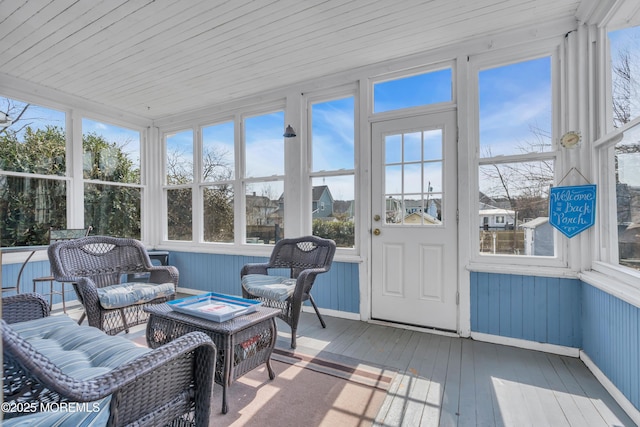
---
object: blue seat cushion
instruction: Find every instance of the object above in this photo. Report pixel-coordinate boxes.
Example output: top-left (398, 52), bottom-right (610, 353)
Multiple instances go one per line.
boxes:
top-left (241, 274), bottom-right (297, 302)
top-left (10, 315), bottom-right (150, 377)
top-left (5, 315), bottom-right (151, 426)
top-left (97, 282), bottom-right (175, 309)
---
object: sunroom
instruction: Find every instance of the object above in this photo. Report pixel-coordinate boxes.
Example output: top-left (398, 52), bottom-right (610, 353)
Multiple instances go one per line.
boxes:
top-left (2, 0), bottom-right (640, 425)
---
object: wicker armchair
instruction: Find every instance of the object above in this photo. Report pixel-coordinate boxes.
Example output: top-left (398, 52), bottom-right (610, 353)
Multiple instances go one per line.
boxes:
top-left (241, 236), bottom-right (336, 348)
top-left (2, 293), bottom-right (215, 427)
top-left (48, 236), bottom-right (179, 335)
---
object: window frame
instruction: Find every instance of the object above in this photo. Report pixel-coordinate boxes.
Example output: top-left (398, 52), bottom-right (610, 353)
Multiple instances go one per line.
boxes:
top-left (161, 102), bottom-right (289, 249)
top-left (370, 63), bottom-right (455, 116)
top-left (592, 115), bottom-right (640, 288)
top-left (468, 45), bottom-right (567, 270)
top-left (305, 86), bottom-right (359, 253)
top-left (81, 116), bottom-right (145, 240)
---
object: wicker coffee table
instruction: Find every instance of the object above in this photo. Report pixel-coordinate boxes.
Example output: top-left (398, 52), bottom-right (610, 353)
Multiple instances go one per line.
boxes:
top-left (145, 303), bottom-right (280, 414)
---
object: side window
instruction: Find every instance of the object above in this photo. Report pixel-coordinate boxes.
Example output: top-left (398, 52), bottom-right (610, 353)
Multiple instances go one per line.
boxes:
top-left (597, 24), bottom-right (640, 273)
top-left (244, 111), bottom-right (285, 244)
top-left (83, 118), bottom-right (142, 239)
top-left (0, 97), bottom-right (67, 246)
top-left (165, 130), bottom-right (194, 241)
top-left (477, 56), bottom-right (556, 257)
top-left (202, 121), bottom-right (234, 243)
top-left (608, 122), bottom-right (640, 271)
top-left (310, 95), bottom-right (356, 248)
top-left (609, 25), bottom-right (640, 128)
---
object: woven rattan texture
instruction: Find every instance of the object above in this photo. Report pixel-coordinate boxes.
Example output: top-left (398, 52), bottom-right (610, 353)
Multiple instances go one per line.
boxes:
top-left (145, 304), bottom-right (279, 414)
top-left (2, 294), bottom-right (216, 426)
top-left (48, 236), bottom-right (179, 335)
top-left (241, 235), bottom-right (336, 348)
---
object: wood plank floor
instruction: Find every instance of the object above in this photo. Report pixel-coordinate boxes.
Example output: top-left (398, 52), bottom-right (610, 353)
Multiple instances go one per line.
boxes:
top-left (281, 311), bottom-right (636, 427)
top-left (60, 304), bottom-right (636, 426)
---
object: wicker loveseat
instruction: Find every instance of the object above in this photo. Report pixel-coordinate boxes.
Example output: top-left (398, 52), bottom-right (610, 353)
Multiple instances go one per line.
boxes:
top-left (48, 235), bottom-right (179, 335)
top-left (2, 293), bottom-right (215, 426)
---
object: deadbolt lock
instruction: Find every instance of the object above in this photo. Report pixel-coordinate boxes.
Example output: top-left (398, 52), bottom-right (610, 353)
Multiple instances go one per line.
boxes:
top-left (373, 214), bottom-right (381, 221)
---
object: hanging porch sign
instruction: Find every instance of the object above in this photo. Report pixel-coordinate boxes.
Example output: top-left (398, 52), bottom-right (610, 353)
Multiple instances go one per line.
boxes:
top-left (549, 184), bottom-right (596, 238)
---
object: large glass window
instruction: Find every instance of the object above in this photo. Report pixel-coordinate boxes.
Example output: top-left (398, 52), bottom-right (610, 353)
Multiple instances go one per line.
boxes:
top-left (82, 119), bottom-right (142, 239)
top-left (599, 25), bottom-right (640, 274)
top-left (0, 97), bottom-right (67, 246)
top-left (310, 96), bottom-right (355, 248)
top-left (610, 25), bottom-right (640, 128)
top-left (203, 121), bottom-right (234, 243)
top-left (477, 56), bottom-right (556, 257)
top-left (166, 130), bottom-right (194, 241)
top-left (244, 111), bottom-right (285, 244)
top-left (611, 121), bottom-right (640, 270)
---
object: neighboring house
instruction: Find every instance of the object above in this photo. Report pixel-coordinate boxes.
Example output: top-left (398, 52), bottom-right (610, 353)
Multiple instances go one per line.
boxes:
top-left (246, 193), bottom-right (279, 226)
top-left (521, 217), bottom-right (554, 256)
top-left (312, 185), bottom-right (334, 219)
top-left (398, 198), bottom-right (441, 221)
top-left (479, 206), bottom-right (516, 230)
top-left (404, 199), bottom-right (423, 215)
top-left (404, 212), bottom-right (440, 225)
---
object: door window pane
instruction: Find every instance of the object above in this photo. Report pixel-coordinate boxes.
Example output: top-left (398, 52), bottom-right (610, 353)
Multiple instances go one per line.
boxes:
top-left (383, 129), bottom-right (443, 225)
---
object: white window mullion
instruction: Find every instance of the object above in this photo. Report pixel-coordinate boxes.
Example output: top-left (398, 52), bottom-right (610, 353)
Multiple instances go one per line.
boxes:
top-left (193, 126), bottom-right (202, 243)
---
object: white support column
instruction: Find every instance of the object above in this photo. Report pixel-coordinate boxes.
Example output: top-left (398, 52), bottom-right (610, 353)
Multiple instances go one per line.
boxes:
top-left (562, 24), bottom-right (597, 272)
top-left (144, 125), bottom-right (162, 247)
top-left (457, 54), bottom-right (473, 337)
top-left (283, 91), bottom-right (304, 237)
top-left (357, 78), bottom-right (370, 322)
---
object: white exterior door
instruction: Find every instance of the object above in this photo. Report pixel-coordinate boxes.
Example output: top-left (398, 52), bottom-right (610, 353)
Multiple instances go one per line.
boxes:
top-left (371, 111), bottom-right (458, 331)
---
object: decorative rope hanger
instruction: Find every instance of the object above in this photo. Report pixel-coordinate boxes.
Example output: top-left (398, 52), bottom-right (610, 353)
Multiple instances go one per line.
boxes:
top-left (557, 167), bottom-right (592, 186)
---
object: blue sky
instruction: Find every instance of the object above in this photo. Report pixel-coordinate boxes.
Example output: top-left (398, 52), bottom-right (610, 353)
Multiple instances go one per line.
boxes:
top-left (479, 56), bottom-right (552, 157)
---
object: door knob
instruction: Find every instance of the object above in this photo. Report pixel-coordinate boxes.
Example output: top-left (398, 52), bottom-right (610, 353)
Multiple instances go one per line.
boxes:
top-left (373, 228), bottom-right (381, 236)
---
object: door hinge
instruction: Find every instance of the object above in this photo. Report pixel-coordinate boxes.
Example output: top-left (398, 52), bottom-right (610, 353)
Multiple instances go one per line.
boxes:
top-left (456, 291), bottom-right (460, 305)
top-left (456, 209), bottom-right (459, 224)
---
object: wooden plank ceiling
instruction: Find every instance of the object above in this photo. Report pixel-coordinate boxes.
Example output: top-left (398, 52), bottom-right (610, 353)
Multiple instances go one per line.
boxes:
top-left (0, 0), bottom-right (590, 120)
